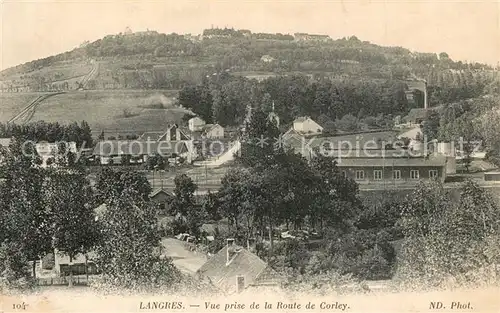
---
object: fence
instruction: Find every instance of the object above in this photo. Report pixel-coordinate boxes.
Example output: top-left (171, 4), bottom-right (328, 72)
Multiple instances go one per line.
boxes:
top-left (36, 276), bottom-right (100, 286)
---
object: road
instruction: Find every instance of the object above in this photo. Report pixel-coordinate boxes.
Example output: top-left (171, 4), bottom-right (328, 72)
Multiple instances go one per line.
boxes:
top-left (7, 92), bottom-right (65, 124)
top-left (160, 238), bottom-right (206, 274)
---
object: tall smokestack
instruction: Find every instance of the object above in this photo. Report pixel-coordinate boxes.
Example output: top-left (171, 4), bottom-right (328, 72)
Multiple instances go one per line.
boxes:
top-left (226, 238), bottom-right (235, 264)
top-left (424, 80), bottom-right (428, 110)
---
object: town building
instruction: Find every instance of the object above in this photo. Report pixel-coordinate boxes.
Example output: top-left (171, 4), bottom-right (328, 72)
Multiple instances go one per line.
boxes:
top-left (294, 33), bottom-right (331, 42)
top-left (292, 116), bottom-right (323, 135)
top-left (197, 124), bottom-right (224, 139)
top-left (92, 140), bottom-right (192, 164)
top-left (282, 129), bottom-right (448, 186)
top-left (149, 188), bottom-right (174, 213)
top-left (51, 250), bottom-right (99, 277)
top-left (196, 239), bottom-right (280, 294)
top-left (189, 117), bottom-right (206, 132)
top-left (0, 138), bottom-right (12, 148)
top-left (336, 155), bottom-right (448, 185)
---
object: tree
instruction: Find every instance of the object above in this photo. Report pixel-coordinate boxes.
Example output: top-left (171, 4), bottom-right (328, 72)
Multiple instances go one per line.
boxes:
top-left (93, 168), bottom-right (152, 205)
top-left (422, 110), bottom-right (440, 141)
top-left (336, 114), bottom-right (358, 132)
top-left (94, 189), bottom-right (181, 290)
top-left (46, 170), bottom-right (97, 287)
top-left (170, 174), bottom-right (203, 235)
top-left (397, 180), bottom-right (500, 286)
top-left (1, 140), bottom-right (51, 280)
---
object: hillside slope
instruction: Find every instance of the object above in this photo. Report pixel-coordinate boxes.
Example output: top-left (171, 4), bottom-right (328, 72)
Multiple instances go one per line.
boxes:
top-left (0, 28), bottom-right (496, 93)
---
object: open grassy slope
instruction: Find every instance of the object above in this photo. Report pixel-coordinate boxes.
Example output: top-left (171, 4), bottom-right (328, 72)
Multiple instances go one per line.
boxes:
top-left (0, 92), bottom-right (49, 122)
top-left (1, 90), bottom-right (192, 133)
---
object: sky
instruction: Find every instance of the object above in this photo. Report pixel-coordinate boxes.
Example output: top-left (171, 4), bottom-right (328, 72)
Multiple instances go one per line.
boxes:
top-left (1, 0), bottom-right (499, 70)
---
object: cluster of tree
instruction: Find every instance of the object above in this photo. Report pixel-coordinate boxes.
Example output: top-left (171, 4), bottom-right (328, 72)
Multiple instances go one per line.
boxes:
top-left (396, 180), bottom-right (500, 287)
top-left (0, 121), bottom-right (93, 148)
top-left (422, 96), bottom-right (499, 171)
top-left (426, 69), bottom-right (494, 105)
top-left (178, 74), bottom-right (409, 127)
top-left (0, 144), bottom-right (181, 291)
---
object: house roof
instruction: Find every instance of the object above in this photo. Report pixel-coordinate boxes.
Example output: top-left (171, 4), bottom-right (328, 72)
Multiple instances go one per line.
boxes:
top-left (0, 138), bottom-right (12, 147)
top-left (294, 116), bottom-right (309, 123)
top-left (138, 131), bottom-right (167, 141)
top-left (150, 188), bottom-right (174, 198)
top-left (197, 245), bottom-right (271, 292)
top-left (336, 155), bottom-right (447, 168)
top-left (92, 140), bottom-right (188, 156)
top-left (284, 130), bottom-right (398, 152)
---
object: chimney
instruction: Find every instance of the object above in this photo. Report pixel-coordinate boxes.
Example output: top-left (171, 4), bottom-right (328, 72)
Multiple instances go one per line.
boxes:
top-left (226, 238), bottom-right (235, 264)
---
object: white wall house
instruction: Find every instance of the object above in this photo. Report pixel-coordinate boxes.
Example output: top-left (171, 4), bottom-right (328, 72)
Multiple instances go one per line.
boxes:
top-left (189, 117), bottom-right (206, 132)
top-left (202, 124), bottom-right (224, 139)
top-left (293, 117), bottom-right (323, 134)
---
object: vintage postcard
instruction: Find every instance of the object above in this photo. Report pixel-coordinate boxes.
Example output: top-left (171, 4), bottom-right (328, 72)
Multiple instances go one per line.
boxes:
top-left (1, 0), bottom-right (500, 312)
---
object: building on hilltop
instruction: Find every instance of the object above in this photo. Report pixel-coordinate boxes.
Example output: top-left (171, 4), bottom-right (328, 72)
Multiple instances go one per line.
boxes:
top-left (294, 32), bottom-right (331, 42)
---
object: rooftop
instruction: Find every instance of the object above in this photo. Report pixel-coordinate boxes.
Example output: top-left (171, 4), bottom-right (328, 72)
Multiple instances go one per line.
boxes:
top-left (336, 155), bottom-right (447, 167)
top-left (92, 140), bottom-right (189, 156)
top-left (197, 244), bottom-right (275, 292)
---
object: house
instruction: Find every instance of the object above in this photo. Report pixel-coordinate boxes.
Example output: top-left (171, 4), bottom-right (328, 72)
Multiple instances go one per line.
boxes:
top-left (0, 138), bottom-right (12, 148)
top-left (189, 117), bottom-right (206, 132)
top-left (150, 188), bottom-right (174, 213)
top-left (52, 250), bottom-right (99, 277)
top-left (139, 125), bottom-right (192, 142)
top-left (397, 126), bottom-right (423, 141)
top-left (292, 116), bottom-right (323, 135)
top-left (284, 130), bottom-right (398, 159)
top-left (159, 124), bottom-right (191, 142)
top-left (196, 239), bottom-right (280, 294)
top-left (199, 124), bottom-right (224, 139)
top-left (92, 140), bottom-right (192, 164)
top-left (294, 33), bottom-right (331, 42)
top-left (336, 155), bottom-right (447, 185)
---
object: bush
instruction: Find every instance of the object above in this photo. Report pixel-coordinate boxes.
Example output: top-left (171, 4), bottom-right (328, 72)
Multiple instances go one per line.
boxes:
top-left (326, 229), bottom-right (396, 280)
top-left (0, 242), bottom-right (35, 291)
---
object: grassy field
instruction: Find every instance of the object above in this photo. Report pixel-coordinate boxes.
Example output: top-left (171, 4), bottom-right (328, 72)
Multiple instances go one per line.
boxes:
top-left (0, 92), bottom-right (49, 122)
top-left (18, 90), bottom-right (189, 133)
top-left (0, 62), bottom-right (92, 84)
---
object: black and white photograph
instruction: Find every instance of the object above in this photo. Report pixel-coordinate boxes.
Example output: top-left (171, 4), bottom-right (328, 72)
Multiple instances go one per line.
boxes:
top-left (0, 1), bottom-right (500, 312)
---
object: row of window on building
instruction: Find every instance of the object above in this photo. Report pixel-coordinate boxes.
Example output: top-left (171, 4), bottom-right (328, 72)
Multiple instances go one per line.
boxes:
top-left (343, 169), bottom-right (439, 181)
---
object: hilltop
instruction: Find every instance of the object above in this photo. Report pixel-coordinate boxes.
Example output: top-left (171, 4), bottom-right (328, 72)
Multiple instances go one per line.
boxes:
top-left (0, 28), bottom-right (499, 133)
top-left (1, 27), bottom-right (497, 93)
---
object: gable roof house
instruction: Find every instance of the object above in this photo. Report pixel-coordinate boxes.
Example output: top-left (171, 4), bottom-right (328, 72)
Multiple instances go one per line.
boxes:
top-left (149, 188), bottom-right (174, 214)
top-left (292, 116), bottom-right (323, 135)
top-left (197, 124), bottom-right (224, 139)
top-left (196, 239), bottom-right (280, 294)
